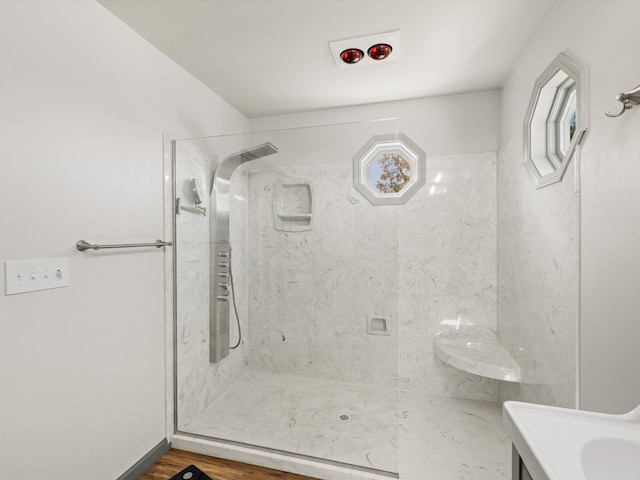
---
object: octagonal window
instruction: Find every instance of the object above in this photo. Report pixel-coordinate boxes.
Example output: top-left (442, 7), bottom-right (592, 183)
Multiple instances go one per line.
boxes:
top-left (353, 133), bottom-right (426, 205)
top-left (524, 52), bottom-right (587, 189)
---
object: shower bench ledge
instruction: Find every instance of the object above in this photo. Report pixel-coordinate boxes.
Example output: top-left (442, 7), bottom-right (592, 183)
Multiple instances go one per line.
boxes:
top-left (434, 337), bottom-right (521, 383)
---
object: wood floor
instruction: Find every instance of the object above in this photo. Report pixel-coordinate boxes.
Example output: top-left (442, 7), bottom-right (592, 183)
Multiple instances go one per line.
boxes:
top-left (139, 449), bottom-right (319, 480)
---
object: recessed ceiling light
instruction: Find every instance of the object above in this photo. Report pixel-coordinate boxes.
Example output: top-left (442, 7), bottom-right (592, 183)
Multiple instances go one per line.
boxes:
top-left (368, 43), bottom-right (392, 61)
top-left (340, 48), bottom-right (364, 65)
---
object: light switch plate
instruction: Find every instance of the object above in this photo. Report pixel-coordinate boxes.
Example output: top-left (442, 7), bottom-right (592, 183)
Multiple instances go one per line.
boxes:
top-left (5, 258), bottom-right (69, 295)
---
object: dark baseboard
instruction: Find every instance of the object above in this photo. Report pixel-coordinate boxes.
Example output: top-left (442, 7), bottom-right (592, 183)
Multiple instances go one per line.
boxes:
top-left (116, 438), bottom-right (171, 480)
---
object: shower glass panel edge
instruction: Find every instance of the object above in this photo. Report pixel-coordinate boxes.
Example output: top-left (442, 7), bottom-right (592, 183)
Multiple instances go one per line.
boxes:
top-left (172, 120), bottom-right (400, 475)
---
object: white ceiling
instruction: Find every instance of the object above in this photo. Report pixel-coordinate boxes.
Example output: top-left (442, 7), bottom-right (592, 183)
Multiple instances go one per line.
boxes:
top-left (99, 0), bottom-right (556, 119)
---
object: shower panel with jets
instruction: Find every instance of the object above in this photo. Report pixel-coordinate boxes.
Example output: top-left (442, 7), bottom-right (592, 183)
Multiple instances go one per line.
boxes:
top-left (209, 142), bottom-right (278, 363)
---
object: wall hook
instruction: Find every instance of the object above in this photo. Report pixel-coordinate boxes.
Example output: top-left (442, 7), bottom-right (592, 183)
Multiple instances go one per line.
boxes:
top-left (605, 84), bottom-right (640, 117)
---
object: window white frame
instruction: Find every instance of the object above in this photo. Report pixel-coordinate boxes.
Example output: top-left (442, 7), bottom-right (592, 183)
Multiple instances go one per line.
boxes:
top-left (523, 52), bottom-right (587, 189)
top-left (353, 133), bottom-right (426, 205)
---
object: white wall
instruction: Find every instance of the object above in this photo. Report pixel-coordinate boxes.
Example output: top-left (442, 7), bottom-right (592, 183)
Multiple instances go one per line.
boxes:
top-left (0, 2), bottom-right (247, 478)
top-left (250, 91), bottom-right (499, 156)
top-left (499, 1), bottom-right (640, 413)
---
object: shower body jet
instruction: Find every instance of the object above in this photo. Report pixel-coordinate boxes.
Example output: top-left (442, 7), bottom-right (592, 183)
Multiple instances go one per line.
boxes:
top-left (210, 142), bottom-right (278, 363)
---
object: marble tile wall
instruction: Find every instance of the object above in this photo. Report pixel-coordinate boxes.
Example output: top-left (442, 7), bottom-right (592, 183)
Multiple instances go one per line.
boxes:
top-left (496, 139), bottom-right (579, 408)
top-left (248, 163), bottom-right (400, 388)
top-left (175, 140), bottom-right (250, 429)
top-left (397, 152), bottom-right (499, 400)
top-left (248, 152), bottom-right (498, 400)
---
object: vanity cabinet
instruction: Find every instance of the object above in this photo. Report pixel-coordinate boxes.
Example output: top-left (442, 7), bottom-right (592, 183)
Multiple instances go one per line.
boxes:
top-left (512, 445), bottom-right (534, 480)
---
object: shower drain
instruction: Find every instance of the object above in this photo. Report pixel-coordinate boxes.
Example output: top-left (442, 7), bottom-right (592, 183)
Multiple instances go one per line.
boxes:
top-left (337, 413), bottom-right (352, 423)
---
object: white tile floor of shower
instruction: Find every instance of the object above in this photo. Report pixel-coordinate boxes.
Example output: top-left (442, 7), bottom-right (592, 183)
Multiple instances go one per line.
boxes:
top-left (183, 371), bottom-right (511, 480)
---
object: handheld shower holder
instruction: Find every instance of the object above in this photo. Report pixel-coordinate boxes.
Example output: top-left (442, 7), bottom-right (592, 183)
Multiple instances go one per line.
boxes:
top-left (176, 197), bottom-right (206, 216)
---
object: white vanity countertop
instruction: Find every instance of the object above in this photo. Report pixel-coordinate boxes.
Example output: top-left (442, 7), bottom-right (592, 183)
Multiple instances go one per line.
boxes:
top-left (503, 401), bottom-right (640, 480)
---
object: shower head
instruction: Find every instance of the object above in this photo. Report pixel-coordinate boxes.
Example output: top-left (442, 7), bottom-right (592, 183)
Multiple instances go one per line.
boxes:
top-left (191, 178), bottom-right (203, 205)
top-left (226, 142), bottom-right (278, 164)
top-left (213, 142), bottom-right (278, 191)
top-left (239, 142), bottom-right (278, 161)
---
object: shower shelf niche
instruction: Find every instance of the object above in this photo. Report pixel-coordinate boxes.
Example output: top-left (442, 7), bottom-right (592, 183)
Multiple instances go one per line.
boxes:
top-left (273, 179), bottom-right (315, 232)
top-left (434, 337), bottom-right (521, 383)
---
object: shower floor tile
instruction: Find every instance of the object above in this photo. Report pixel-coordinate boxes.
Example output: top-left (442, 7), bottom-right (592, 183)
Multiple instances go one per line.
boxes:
top-left (182, 371), bottom-right (510, 479)
top-left (398, 391), bottom-right (510, 480)
top-left (183, 371), bottom-right (398, 472)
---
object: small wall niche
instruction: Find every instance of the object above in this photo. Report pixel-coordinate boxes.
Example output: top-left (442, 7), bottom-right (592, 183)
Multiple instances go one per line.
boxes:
top-left (273, 179), bottom-right (314, 232)
top-left (366, 314), bottom-right (392, 336)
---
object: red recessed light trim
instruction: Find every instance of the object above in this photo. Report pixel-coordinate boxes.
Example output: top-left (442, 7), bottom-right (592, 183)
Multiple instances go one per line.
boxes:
top-left (368, 43), bottom-right (393, 61)
top-left (340, 48), bottom-right (365, 64)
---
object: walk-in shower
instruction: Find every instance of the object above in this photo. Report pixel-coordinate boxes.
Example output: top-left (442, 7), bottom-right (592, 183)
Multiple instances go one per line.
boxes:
top-left (171, 120), bottom-right (511, 480)
top-left (210, 142), bottom-right (278, 363)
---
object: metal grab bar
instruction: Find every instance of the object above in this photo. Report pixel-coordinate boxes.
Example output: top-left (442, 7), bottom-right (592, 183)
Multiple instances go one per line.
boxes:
top-left (76, 239), bottom-right (173, 252)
